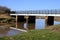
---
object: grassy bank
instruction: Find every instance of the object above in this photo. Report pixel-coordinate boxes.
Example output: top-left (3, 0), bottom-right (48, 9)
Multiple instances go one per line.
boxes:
top-left (0, 30), bottom-right (60, 40)
top-left (0, 24), bottom-right (60, 40)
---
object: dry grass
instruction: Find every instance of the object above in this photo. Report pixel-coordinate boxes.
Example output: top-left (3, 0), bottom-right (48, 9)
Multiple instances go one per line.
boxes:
top-left (36, 16), bottom-right (60, 21)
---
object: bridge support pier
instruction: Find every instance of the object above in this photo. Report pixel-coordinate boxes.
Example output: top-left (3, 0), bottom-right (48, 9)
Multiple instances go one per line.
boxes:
top-left (45, 16), bottom-right (54, 28)
top-left (26, 16), bottom-right (35, 30)
top-left (16, 16), bottom-right (24, 29)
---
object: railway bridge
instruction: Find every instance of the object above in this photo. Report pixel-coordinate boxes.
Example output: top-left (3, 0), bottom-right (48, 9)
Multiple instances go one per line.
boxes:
top-left (10, 10), bottom-right (60, 30)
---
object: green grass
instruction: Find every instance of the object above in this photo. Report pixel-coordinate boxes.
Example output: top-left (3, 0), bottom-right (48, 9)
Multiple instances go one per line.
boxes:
top-left (0, 24), bottom-right (60, 40)
top-left (0, 29), bottom-right (60, 40)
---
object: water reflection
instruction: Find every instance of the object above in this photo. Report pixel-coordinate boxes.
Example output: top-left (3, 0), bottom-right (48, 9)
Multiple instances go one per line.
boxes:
top-left (54, 21), bottom-right (60, 25)
top-left (1, 19), bottom-right (60, 30)
top-left (0, 29), bottom-right (23, 37)
top-left (24, 19), bottom-right (60, 29)
top-left (17, 22), bottom-right (24, 29)
top-left (26, 23), bottom-right (35, 30)
top-left (0, 19), bottom-right (60, 36)
top-left (0, 23), bottom-right (23, 37)
top-left (35, 19), bottom-right (45, 29)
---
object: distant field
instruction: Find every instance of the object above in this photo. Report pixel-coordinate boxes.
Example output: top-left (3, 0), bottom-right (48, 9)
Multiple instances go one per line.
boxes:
top-left (36, 16), bottom-right (60, 21)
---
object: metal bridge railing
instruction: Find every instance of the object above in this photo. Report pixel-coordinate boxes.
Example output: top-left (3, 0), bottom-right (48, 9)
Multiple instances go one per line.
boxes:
top-left (16, 9), bottom-right (60, 14)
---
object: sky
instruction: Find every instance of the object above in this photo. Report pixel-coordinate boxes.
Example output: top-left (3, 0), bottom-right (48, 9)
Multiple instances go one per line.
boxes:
top-left (0, 0), bottom-right (60, 11)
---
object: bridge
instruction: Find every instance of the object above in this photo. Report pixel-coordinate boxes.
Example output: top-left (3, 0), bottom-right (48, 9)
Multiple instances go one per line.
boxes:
top-left (10, 10), bottom-right (60, 30)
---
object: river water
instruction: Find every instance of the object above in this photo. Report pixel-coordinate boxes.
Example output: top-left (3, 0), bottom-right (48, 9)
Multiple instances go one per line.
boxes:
top-left (24, 19), bottom-right (60, 29)
top-left (0, 19), bottom-right (60, 36)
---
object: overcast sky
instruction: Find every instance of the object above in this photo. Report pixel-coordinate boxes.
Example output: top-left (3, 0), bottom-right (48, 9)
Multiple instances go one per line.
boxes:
top-left (0, 0), bottom-right (60, 11)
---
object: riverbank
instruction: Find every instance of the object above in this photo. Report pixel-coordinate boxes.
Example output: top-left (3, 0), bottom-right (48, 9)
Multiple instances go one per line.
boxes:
top-left (0, 24), bottom-right (60, 40)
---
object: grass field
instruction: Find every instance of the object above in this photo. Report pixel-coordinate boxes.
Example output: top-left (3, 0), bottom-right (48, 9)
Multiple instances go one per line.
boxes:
top-left (0, 29), bottom-right (60, 40)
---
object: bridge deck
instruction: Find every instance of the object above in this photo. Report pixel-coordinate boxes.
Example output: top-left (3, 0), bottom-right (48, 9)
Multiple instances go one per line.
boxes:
top-left (10, 14), bottom-right (60, 16)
